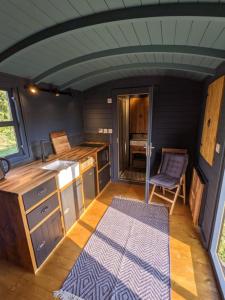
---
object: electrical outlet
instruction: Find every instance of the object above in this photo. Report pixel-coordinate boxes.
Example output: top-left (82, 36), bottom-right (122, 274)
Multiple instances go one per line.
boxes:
top-left (107, 98), bottom-right (112, 104)
top-left (108, 129), bottom-right (113, 134)
top-left (216, 143), bottom-right (221, 154)
top-left (103, 128), bottom-right (108, 133)
top-left (98, 128), bottom-right (103, 133)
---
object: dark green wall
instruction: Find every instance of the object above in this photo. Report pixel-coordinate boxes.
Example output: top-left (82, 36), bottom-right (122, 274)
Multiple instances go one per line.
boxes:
top-left (0, 72), bottom-right (84, 163)
top-left (83, 76), bottom-right (204, 186)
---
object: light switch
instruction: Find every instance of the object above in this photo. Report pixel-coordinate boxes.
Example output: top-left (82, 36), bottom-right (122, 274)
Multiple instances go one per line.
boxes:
top-left (216, 143), bottom-right (221, 154)
top-left (107, 98), bottom-right (112, 104)
top-left (98, 128), bottom-right (103, 133)
top-left (103, 129), bottom-right (108, 133)
top-left (108, 129), bottom-right (113, 134)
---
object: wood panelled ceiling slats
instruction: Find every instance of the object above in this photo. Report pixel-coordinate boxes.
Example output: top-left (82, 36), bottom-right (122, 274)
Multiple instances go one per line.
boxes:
top-left (66, 0), bottom-right (94, 16)
top-left (146, 20), bottom-right (163, 44)
top-left (213, 27), bottom-right (225, 48)
top-left (123, 0), bottom-right (142, 7)
top-left (71, 68), bottom-right (204, 91)
top-left (41, 50), bottom-right (220, 85)
top-left (141, 0), bottom-right (159, 4)
top-left (0, 2), bottom-right (225, 89)
top-left (104, 0), bottom-right (125, 9)
top-left (10, 0), bottom-right (54, 27)
top-left (81, 0), bottom-right (110, 13)
top-left (131, 21), bottom-right (152, 45)
top-left (187, 20), bottom-right (211, 46)
top-left (161, 20), bottom-right (176, 44)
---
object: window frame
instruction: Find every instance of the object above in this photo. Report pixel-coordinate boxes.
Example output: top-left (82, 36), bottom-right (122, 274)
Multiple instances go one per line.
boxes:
top-left (210, 161), bottom-right (225, 298)
top-left (0, 88), bottom-right (30, 165)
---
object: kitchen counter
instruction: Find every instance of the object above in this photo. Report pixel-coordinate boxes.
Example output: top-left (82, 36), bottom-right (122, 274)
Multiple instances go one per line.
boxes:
top-left (0, 144), bottom-right (107, 195)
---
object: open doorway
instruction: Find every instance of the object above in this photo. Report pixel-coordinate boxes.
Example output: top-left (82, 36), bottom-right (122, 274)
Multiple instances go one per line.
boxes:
top-left (117, 93), bottom-right (149, 183)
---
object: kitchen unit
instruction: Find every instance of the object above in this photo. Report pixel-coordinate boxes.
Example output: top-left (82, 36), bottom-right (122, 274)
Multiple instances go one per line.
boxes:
top-left (0, 144), bottom-right (110, 273)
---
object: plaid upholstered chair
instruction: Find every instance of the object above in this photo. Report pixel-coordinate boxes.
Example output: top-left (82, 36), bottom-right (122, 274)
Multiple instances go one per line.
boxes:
top-left (149, 148), bottom-right (188, 215)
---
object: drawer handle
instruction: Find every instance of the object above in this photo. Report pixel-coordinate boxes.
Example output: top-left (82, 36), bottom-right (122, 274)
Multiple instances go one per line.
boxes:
top-left (89, 172), bottom-right (93, 176)
top-left (37, 188), bottom-right (47, 196)
top-left (40, 206), bottom-right (49, 214)
top-left (37, 240), bottom-right (46, 251)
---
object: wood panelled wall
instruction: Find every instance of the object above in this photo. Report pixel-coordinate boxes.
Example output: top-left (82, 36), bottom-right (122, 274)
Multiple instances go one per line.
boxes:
top-left (0, 72), bottom-right (84, 163)
top-left (198, 75), bottom-right (225, 248)
top-left (83, 76), bottom-right (203, 185)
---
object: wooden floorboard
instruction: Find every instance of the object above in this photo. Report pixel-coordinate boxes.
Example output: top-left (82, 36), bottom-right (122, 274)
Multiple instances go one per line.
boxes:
top-left (0, 182), bottom-right (220, 299)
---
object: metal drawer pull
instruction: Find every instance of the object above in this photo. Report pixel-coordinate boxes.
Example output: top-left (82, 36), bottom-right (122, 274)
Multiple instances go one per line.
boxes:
top-left (40, 206), bottom-right (49, 214)
top-left (37, 240), bottom-right (46, 251)
top-left (88, 172), bottom-right (93, 176)
top-left (37, 188), bottom-right (47, 196)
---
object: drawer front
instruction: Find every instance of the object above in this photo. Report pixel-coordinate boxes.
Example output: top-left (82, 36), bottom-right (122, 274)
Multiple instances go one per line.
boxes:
top-left (99, 165), bottom-right (110, 192)
top-left (23, 178), bottom-right (57, 211)
top-left (27, 193), bottom-right (59, 230)
top-left (31, 210), bottom-right (63, 267)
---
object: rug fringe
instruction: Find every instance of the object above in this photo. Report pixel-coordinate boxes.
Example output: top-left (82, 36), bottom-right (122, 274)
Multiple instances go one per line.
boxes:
top-left (53, 289), bottom-right (84, 300)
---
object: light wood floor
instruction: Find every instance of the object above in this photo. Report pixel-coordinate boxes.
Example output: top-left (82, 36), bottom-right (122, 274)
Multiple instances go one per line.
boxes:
top-left (0, 182), bottom-right (220, 300)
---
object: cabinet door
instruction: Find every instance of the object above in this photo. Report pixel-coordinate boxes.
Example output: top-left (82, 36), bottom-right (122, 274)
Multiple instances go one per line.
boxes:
top-left (83, 167), bottom-right (96, 208)
top-left (31, 210), bottom-right (63, 267)
top-left (74, 179), bottom-right (84, 218)
top-left (200, 76), bottom-right (224, 166)
top-left (61, 184), bottom-right (77, 232)
top-left (99, 164), bottom-right (110, 192)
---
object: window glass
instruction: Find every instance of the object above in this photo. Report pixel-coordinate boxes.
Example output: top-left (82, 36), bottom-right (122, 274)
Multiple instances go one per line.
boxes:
top-left (0, 126), bottom-right (19, 157)
top-left (218, 216), bottom-right (225, 267)
top-left (0, 90), bottom-right (13, 121)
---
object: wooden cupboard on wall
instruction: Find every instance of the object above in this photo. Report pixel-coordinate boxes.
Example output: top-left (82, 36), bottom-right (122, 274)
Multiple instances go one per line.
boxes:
top-left (200, 76), bottom-right (225, 166)
top-left (129, 96), bottom-right (149, 133)
top-left (189, 168), bottom-right (205, 226)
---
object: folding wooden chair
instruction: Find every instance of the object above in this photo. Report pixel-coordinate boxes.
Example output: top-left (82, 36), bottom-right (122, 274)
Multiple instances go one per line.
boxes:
top-left (149, 148), bottom-right (188, 215)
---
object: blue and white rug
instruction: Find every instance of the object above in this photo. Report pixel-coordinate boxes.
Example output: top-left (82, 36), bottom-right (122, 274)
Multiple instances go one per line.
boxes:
top-left (54, 197), bottom-right (170, 300)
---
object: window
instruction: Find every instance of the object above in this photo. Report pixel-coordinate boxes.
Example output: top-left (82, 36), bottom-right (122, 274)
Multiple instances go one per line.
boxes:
top-left (218, 215), bottom-right (225, 267)
top-left (0, 89), bottom-right (29, 163)
top-left (210, 168), bottom-right (225, 298)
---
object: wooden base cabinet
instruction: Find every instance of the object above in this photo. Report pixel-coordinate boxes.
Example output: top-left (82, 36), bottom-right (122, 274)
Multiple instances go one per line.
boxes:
top-left (99, 165), bottom-right (110, 192)
top-left (0, 176), bottom-right (64, 272)
top-left (83, 167), bottom-right (97, 208)
top-left (60, 179), bottom-right (84, 232)
top-left (31, 210), bottom-right (63, 267)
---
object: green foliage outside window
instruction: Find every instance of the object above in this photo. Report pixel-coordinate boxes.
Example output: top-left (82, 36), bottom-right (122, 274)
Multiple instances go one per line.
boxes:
top-left (218, 219), bottom-right (225, 265)
top-left (0, 90), bottom-right (18, 157)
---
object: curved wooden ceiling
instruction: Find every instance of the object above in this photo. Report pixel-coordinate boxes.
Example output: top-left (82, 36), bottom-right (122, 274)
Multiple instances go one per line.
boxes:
top-left (0, 1), bottom-right (225, 90)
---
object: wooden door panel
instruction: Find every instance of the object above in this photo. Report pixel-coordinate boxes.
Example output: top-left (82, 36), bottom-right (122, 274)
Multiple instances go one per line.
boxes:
top-left (129, 96), bottom-right (149, 133)
top-left (200, 76), bottom-right (224, 166)
top-left (189, 168), bottom-right (205, 226)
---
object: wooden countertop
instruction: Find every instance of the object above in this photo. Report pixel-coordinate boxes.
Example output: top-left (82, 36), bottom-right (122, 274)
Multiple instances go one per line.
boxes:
top-left (0, 144), bottom-right (107, 195)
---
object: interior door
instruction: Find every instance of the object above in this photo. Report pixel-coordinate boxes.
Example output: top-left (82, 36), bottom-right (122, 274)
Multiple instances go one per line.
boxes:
top-left (145, 89), bottom-right (154, 203)
top-left (118, 95), bottom-right (129, 175)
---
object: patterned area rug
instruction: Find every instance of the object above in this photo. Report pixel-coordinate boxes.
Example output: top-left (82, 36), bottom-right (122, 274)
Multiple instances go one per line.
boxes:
top-left (54, 198), bottom-right (170, 300)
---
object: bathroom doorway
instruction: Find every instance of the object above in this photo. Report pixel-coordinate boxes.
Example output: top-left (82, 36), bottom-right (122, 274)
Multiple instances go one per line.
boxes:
top-left (117, 93), bottom-right (150, 183)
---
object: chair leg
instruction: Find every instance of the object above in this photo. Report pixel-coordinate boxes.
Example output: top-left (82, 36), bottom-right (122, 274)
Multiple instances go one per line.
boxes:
top-left (149, 184), bottom-right (156, 203)
top-left (182, 175), bottom-right (186, 205)
top-left (170, 186), bottom-right (180, 215)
